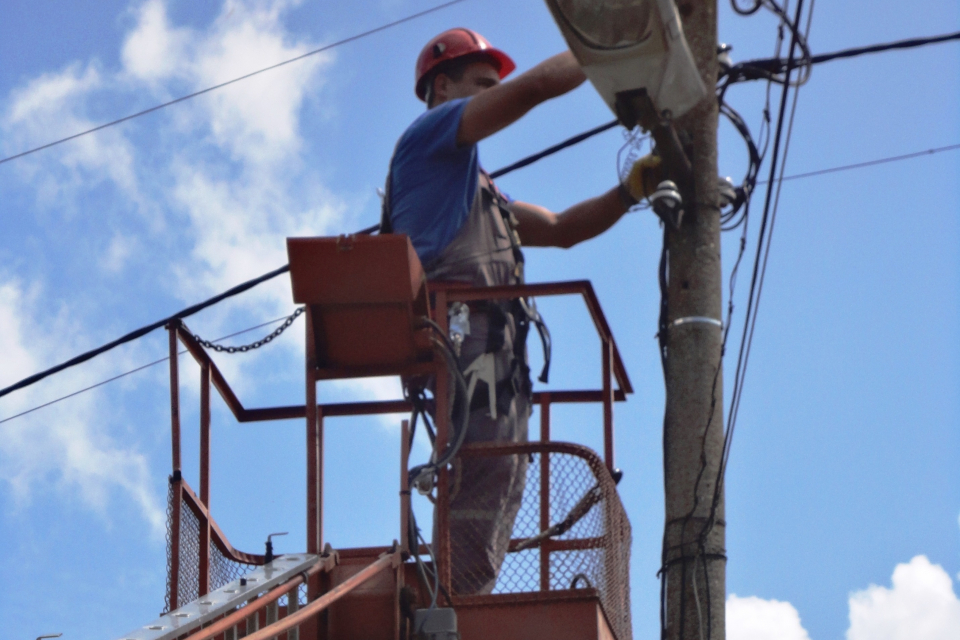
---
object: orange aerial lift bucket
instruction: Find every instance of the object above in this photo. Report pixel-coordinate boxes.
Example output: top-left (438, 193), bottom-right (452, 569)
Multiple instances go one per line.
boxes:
top-left (147, 234), bottom-right (636, 640)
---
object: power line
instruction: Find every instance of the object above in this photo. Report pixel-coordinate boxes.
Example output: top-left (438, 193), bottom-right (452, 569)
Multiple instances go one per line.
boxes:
top-left (811, 29), bottom-right (960, 65)
top-left (722, 0), bottom-right (812, 501)
top-left (679, 5), bottom-right (816, 640)
top-left (0, 0), bottom-right (469, 167)
top-left (757, 143), bottom-right (960, 184)
top-left (0, 263), bottom-right (291, 400)
top-left (723, 29), bottom-right (960, 84)
top-left (489, 119), bottom-right (619, 179)
top-left (0, 315), bottom-right (292, 425)
top-left (0, 16), bottom-right (951, 171)
top-left (2, 124), bottom-right (956, 402)
top-left (0, 119), bottom-right (616, 401)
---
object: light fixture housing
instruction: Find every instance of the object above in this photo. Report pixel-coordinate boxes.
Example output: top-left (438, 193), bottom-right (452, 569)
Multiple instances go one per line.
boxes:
top-left (544, 0), bottom-right (707, 124)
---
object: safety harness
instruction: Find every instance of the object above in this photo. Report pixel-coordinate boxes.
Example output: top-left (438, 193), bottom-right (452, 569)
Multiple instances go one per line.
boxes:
top-left (380, 168), bottom-right (552, 416)
top-left (480, 169), bottom-right (552, 387)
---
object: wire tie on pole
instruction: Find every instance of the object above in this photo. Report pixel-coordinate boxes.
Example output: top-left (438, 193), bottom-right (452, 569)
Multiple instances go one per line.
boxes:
top-left (670, 316), bottom-right (723, 328)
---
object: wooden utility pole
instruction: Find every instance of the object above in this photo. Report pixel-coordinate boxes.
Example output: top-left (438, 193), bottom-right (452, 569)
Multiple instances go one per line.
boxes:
top-left (661, 2), bottom-right (726, 640)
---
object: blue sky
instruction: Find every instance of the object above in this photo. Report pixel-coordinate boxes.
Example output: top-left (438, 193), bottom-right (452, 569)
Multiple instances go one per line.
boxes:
top-left (0, 1), bottom-right (958, 639)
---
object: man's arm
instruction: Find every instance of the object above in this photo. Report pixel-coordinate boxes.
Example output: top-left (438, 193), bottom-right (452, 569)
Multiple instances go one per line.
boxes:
top-left (510, 188), bottom-right (630, 249)
top-left (457, 52), bottom-right (586, 146)
top-left (510, 154), bottom-right (663, 248)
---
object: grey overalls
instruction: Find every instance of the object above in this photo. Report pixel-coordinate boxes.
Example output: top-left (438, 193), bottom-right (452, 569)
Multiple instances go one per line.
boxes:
top-left (384, 169), bottom-right (533, 595)
top-left (426, 171), bottom-right (532, 595)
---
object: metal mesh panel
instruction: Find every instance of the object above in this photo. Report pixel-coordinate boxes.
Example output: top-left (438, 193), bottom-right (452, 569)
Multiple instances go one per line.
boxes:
top-left (277, 584), bottom-right (309, 607)
top-left (164, 481), bottom-right (175, 613)
top-left (164, 483), bottom-right (260, 612)
top-left (210, 536), bottom-right (252, 590)
top-left (451, 445), bottom-right (633, 640)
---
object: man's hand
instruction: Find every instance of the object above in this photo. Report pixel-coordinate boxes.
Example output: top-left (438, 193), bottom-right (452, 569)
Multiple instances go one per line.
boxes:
top-left (457, 51), bottom-right (586, 146)
top-left (625, 154), bottom-right (663, 202)
top-left (510, 152), bottom-right (663, 249)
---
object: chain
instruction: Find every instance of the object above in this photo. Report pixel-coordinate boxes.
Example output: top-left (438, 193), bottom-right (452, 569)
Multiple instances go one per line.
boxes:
top-left (194, 307), bottom-right (305, 354)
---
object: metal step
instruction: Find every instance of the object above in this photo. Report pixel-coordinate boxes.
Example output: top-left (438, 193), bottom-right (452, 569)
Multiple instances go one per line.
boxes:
top-left (114, 554), bottom-right (318, 640)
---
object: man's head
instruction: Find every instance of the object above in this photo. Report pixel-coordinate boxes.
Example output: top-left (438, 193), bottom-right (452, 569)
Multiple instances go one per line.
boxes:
top-left (425, 55), bottom-right (501, 108)
top-left (415, 28), bottom-right (515, 108)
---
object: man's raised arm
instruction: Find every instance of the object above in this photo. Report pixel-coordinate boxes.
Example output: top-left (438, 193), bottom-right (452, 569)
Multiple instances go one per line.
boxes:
top-left (456, 52), bottom-right (587, 146)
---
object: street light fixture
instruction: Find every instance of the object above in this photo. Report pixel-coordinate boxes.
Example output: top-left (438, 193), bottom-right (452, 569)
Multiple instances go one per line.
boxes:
top-left (544, 0), bottom-right (707, 125)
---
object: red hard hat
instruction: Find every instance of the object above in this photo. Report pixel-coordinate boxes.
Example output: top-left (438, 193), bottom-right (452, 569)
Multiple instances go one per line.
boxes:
top-left (415, 28), bottom-right (516, 101)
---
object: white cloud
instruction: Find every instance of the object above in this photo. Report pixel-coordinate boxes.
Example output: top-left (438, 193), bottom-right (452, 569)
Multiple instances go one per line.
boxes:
top-left (102, 232), bottom-right (137, 273)
top-left (120, 0), bottom-right (345, 309)
top-left (0, 280), bottom-right (164, 535)
top-left (0, 283), bottom-right (40, 386)
top-left (330, 376), bottom-right (404, 404)
top-left (847, 555), bottom-right (960, 640)
top-left (121, 0), bottom-right (190, 83)
top-left (7, 64), bottom-right (102, 125)
top-left (329, 375), bottom-right (410, 434)
top-left (169, 160), bottom-right (345, 307)
top-left (192, 6), bottom-right (328, 164)
top-left (0, 0), bottom-right (354, 534)
top-left (727, 594), bottom-right (812, 640)
top-left (120, 0), bottom-right (332, 165)
top-left (3, 62), bottom-right (140, 202)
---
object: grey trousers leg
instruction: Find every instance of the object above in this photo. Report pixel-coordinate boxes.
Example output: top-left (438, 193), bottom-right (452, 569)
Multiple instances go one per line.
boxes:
top-left (437, 392), bottom-right (529, 595)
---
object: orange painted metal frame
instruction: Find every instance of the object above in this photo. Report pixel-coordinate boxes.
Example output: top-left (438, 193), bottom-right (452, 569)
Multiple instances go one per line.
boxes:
top-left (165, 279), bottom-right (631, 615)
top-left (457, 441), bottom-right (622, 561)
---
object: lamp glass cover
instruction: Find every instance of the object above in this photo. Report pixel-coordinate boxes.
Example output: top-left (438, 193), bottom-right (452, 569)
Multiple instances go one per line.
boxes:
top-left (554, 0), bottom-right (654, 49)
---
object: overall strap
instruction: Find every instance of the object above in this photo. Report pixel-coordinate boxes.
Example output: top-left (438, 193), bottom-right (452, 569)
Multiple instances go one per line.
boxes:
top-left (478, 169), bottom-right (552, 383)
top-left (479, 169), bottom-right (524, 281)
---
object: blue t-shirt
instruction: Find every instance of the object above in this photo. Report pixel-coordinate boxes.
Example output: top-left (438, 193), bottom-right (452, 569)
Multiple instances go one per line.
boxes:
top-left (388, 98), bottom-right (478, 265)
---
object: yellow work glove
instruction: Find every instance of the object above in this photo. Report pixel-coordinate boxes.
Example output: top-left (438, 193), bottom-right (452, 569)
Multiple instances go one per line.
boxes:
top-left (626, 154), bottom-right (663, 202)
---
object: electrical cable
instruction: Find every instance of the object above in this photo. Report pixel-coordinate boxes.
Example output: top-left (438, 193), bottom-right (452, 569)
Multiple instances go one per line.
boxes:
top-left (408, 336), bottom-right (470, 475)
top-left (700, 8), bottom-right (817, 624)
top-left (718, 0), bottom-right (813, 97)
top-left (0, 118), bottom-right (616, 402)
top-left (488, 120), bottom-right (619, 179)
top-left (722, 28), bottom-right (806, 479)
top-left (686, 0), bottom-right (798, 621)
top-left (10, 10), bottom-right (948, 403)
top-left (662, 3), bottom-right (815, 638)
top-left (0, 314), bottom-right (293, 425)
top-left (406, 386), bottom-right (436, 449)
top-left (721, 0), bottom-right (814, 479)
top-left (0, 263), bottom-right (292, 400)
top-left (809, 29), bottom-right (960, 64)
top-left (761, 0), bottom-right (814, 84)
top-left (401, 332), bottom-right (473, 610)
top-left (4, 113), bottom-right (955, 403)
top-left (417, 318), bottom-right (462, 364)
top-left (0, 0), bottom-right (470, 167)
top-left (408, 508), bottom-right (440, 609)
top-left (718, 101), bottom-right (762, 230)
top-left (721, 30), bottom-right (960, 88)
top-left (405, 329), bottom-right (471, 510)
top-left (731, 0), bottom-right (763, 16)
top-left (757, 143), bottom-right (960, 184)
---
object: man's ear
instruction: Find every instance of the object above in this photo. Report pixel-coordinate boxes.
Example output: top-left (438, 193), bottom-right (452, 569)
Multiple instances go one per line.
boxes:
top-left (432, 73), bottom-right (450, 104)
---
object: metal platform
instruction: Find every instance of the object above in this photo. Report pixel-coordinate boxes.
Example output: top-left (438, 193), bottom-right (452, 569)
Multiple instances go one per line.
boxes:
top-left (149, 238), bottom-right (635, 639)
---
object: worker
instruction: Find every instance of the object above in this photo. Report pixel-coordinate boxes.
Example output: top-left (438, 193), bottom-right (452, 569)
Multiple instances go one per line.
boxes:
top-left (381, 28), bottom-right (660, 595)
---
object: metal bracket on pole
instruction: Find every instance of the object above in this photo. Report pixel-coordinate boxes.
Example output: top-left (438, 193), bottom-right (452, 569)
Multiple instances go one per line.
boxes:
top-left (615, 88), bottom-right (693, 192)
top-left (670, 316), bottom-right (723, 329)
